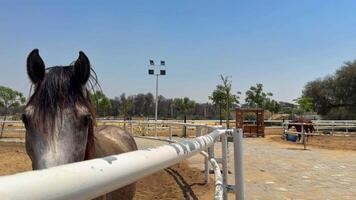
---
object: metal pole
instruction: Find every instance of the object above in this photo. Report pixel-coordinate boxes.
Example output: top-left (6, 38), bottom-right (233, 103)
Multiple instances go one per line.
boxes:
top-left (204, 125), bottom-right (210, 184)
top-left (196, 127), bottom-right (201, 137)
top-left (221, 134), bottom-right (228, 200)
top-left (331, 121), bottom-right (334, 135)
top-left (233, 129), bottom-right (244, 200)
top-left (204, 156), bottom-right (209, 184)
top-left (155, 74), bottom-right (159, 137)
top-left (169, 124), bottom-right (172, 143)
top-left (302, 125), bottom-right (306, 150)
top-left (130, 121), bottom-right (133, 135)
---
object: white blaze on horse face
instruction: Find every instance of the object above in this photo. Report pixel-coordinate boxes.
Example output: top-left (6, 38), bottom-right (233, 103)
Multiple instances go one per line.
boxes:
top-left (29, 105), bottom-right (91, 169)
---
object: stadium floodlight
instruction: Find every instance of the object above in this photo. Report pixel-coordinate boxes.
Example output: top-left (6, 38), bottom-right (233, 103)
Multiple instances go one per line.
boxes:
top-left (149, 60), bottom-right (155, 66)
top-left (148, 59), bottom-right (167, 137)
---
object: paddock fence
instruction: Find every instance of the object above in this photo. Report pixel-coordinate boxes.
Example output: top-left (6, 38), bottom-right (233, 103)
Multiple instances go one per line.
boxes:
top-left (0, 121), bottom-right (245, 200)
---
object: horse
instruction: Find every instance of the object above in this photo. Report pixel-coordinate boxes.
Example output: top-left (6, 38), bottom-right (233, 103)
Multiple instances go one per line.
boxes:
top-left (22, 49), bottom-right (137, 200)
top-left (287, 118), bottom-right (315, 142)
top-left (288, 118), bottom-right (315, 133)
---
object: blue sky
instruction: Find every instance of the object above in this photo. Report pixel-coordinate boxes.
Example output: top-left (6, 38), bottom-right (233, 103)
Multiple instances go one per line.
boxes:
top-left (1, 1), bottom-right (356, 103)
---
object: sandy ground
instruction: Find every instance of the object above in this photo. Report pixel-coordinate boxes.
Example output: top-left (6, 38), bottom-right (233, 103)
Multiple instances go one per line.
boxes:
top-left (243, 138), bottom-right (356, 199)
top-left (202, 137), bottom-right (356, 200)
top-left (148, 133), bottom-right (356, 199)
top-left (0, 139), bottom-right (214, 200)
top-left (265, 127), bottom-right (356, 151)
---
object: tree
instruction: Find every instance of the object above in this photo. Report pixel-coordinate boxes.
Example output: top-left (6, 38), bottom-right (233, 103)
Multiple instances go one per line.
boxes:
top-left (118, 93), bottom-right (134, 119)
top-left (294, 96), bottom-right (313, 112)
top-left (264, 99), bottom-right (280, 115)
top-left (0, 86), bottom-right (26, 137)
top-left (303, 60), bottom-right (356, 119)
top-left (245, 83), bottom-right (281, 116)
top-left (209, 75), bottom-right (240, 128)
top-left (245, 83), bottom-right (272, 108)
top-left (90, 91), bottom-right (112, 116)
top-left (209, 87), bottom-right (224, 125)
top-left (173, 97), bottom-right (195, 137)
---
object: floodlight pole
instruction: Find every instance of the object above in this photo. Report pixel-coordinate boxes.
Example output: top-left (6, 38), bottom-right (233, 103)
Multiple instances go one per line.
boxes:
top-left (148, 60), bottom-right (166, 137)
top-left (155, 74), bottom-right (159, 137)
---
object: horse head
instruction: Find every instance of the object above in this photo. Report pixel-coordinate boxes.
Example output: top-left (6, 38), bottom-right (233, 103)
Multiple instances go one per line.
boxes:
top-left (22, 49), bottom-right (95, 169)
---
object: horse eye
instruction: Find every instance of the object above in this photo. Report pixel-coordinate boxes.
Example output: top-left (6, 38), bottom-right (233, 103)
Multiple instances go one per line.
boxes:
top-left (83, 114), bottom-right (92, 126)
top-left (21, 114), bottom-right (28, 125)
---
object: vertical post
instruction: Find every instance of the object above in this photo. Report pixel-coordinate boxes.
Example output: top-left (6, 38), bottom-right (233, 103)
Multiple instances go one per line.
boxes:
top-left (155, 74), bottom-right (159, 137)
top-left (195, 126), bottom-right (201, 137)
top-left (331, 121), bottom-right (334, 135)
top-left (130, 121), bottom-right (133, 135)
top-left (169, 124), bottom-right (172, 143)
top-left (204, 155), bottom-right (209, 184)
top-left (221, 134), bottom-right (228, 200)
top-left (203, 126), bottom-right (209, 182)
top-left (302, 124), bottom-right (306, 150)
top-left (144, 122), bottom-right (147, 136)
top-left (182, 124), bottom-right (185, 137)
top-left (233, 129), bottom-right (244, 200)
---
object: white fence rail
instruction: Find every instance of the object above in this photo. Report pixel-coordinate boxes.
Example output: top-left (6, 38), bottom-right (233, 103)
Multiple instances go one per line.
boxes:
top-left (0, 121), bottom-right (244, 200)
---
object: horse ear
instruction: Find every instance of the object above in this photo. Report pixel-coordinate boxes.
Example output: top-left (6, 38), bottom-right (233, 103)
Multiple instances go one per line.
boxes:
top-left (73, 51), bottom-right (91, 85)
top-left (27, 49), bottom-right (45, 84)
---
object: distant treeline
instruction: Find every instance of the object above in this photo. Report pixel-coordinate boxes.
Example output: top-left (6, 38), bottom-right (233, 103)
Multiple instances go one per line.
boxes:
top-left (92, 92), bottom-right (220, 120)
top-left (302, 60), bottom-right (356, 119)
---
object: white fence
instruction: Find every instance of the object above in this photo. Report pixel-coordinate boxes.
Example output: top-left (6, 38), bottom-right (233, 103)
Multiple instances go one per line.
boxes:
top-left (283, 121), bottom-right (356, 135)
top-left (0, 121), bottom-right (244, 200)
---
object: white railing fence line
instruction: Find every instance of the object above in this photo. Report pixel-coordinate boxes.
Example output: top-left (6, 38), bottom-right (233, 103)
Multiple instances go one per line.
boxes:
top-left (0, 121), bottom-right (244, 200)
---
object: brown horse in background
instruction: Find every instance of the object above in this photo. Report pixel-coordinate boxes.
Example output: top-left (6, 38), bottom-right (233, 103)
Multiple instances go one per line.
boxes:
top-left (288, 118), bottom-right (315, 133)
top-left (22, 49), bottom-right (137, 200)
top-left (287, 118), bottom-right (315, 142)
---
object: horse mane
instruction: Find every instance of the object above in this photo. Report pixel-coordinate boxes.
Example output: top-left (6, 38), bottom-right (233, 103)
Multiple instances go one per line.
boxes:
top-left (26, 64), bottom-right (101, 160)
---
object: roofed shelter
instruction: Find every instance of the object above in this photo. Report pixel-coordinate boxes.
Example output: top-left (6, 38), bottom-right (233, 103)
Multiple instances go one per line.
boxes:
top-left (235, 108), bottom-right (265, 137)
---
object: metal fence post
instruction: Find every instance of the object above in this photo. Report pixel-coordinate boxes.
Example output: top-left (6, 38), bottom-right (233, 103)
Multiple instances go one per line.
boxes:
top-left (196, 126), bottom-right (201, 137)
top-left (221, 133), bottom-right (228, 200)
top-left (233, 129), bottom-right (244, 200)
top-left (144, 123), bottom-right (147, 136)
top-left (302, 125), bottom-right (306, 150)
top-left (331, 121), bottom-right (334, 135)
top-left (204, 125), bottom-right (210, 184)
top-left (169, 124), bottom-right (173, 143)
top-left (130, 122), bottom-right (133, 135)
top-left (204, 155), bottom-right (209, 184)
top-left (181, 124), bottom-right (184, 137)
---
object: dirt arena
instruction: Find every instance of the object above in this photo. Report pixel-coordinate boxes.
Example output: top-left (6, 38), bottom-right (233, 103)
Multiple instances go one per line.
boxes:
top-left (265, 127), bottom-right (356, 151)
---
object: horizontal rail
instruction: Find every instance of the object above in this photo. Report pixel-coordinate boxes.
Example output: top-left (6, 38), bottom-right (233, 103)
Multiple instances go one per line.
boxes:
top-left (0, 128), bottom-right (226, 200)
